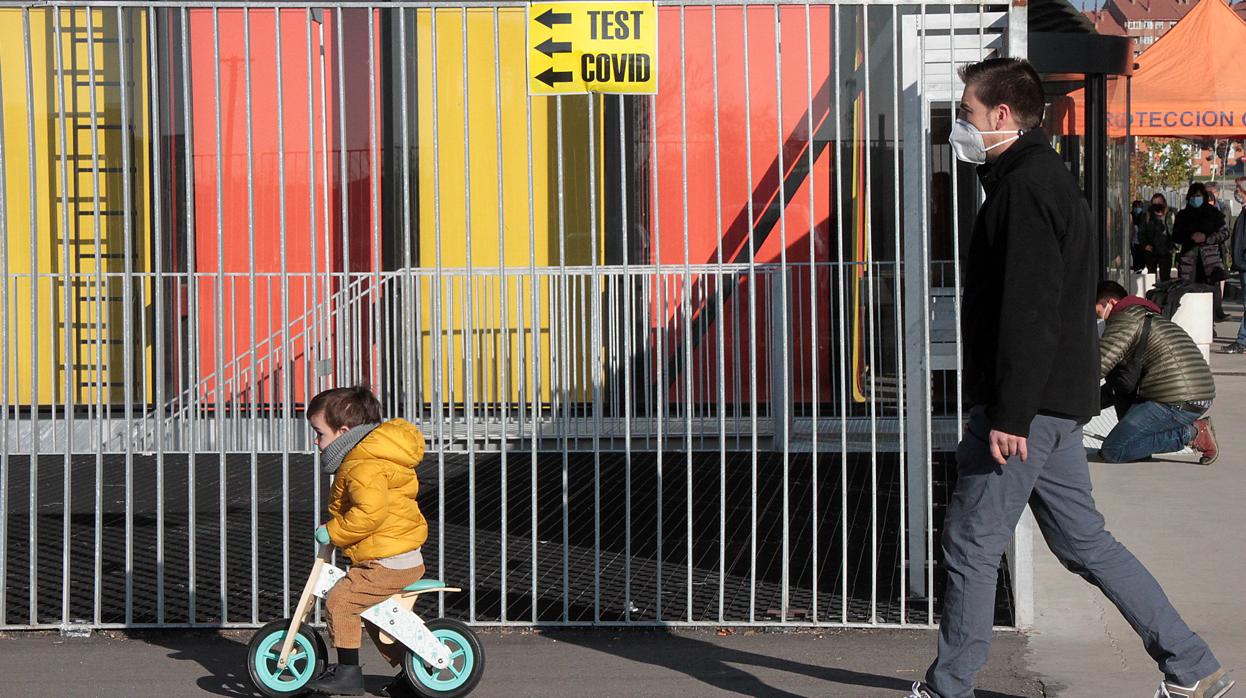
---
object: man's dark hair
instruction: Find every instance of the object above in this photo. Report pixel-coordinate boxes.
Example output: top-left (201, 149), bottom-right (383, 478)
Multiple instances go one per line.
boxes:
top-left (307, 385), bottom-right (382, 429)
top-left (958, 58), bottom-right (1045, 129)
top-left (1186, 181), bottom-right (1207, 198)
top-left (1096, 280), bottom-right (1128, 304)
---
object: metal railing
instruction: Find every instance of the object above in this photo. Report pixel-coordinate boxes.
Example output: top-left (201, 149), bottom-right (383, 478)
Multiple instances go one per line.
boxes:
top-left (0, 0), bottom-right (1018, 630)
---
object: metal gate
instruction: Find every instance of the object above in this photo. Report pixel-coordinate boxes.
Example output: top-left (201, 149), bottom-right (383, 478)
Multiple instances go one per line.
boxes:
top-left (0, 0), bottom-right (1024, 630)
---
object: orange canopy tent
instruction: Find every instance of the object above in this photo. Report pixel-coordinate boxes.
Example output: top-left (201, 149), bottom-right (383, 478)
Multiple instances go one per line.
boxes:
top-left (1051, 0), bottom-right (1246, 137)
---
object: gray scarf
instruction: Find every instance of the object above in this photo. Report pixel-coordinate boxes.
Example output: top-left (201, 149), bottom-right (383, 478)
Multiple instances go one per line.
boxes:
top-left (320, 422), bottom-right (380, 474)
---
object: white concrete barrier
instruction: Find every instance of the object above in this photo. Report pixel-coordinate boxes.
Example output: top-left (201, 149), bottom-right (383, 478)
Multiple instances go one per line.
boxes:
top-left (1129, 270), bottom-right (1157, 297)
top-left (1172, 291), bottom-right (1213, 363)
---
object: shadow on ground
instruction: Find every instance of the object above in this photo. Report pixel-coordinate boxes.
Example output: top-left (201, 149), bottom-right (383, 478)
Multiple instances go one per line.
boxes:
top-left (542, 628), bottom-right (1030, 698)
top-left (132, 629), bottom-right (399, 697)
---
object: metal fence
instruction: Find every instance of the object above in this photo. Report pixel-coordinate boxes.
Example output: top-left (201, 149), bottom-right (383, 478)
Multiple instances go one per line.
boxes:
top-left (0, 0), bottom-right (1021, 630)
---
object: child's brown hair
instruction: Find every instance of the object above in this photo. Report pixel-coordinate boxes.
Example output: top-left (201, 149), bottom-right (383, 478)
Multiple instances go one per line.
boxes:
top-left (306, 385), bottom-right (382, 430)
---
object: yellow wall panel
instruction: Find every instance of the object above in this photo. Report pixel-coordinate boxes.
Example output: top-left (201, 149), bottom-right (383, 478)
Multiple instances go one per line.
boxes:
top-left (415, 8), bottom-right (601, 406)
top-left (0, 8), bottom-right (153, 407)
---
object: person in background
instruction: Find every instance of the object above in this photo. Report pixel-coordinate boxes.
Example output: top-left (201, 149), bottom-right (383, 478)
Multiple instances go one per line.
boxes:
top-left (1224, 177), bottom-right (1246, 354)
top-left (1205, 181), bottom-right (1233, 313)
top-left (1142, 194), bottom-right (1174, 281)
top-left (1131, 199), bottom-right (1147, 272)
top-left (1205, 181), bottom-right (1232, 219)
top-left (1173, 182), bottom-right (1231, 322)
top-left (1095, 281), bottom-right (1219, 464)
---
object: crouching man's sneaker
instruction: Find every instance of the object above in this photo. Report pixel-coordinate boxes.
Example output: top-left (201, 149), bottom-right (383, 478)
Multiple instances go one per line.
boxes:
top-left (1191, 417), bottom-right (1219, 465)
top-left (906, 682), bottom-right (937, 697)
top-left (1156, 668), bottom-right (1235, 698)
top-left (1223, 342), bottom-right (1246, 354)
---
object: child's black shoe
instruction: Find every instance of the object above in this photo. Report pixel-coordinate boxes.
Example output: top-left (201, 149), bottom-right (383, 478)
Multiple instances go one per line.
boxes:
top-left (308, 663), bottom-right (364, 695)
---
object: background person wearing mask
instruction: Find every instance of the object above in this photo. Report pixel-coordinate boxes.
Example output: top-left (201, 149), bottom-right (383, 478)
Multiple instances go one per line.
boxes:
top-left (1096, 281), bottom-right (1219, 464)
top-left (1225, 177), bottom-right (1246, 354)
top-left (1141, 194), bottom-right (1174, 281)
top-left (1173, 182), bottom-right (1231, 322)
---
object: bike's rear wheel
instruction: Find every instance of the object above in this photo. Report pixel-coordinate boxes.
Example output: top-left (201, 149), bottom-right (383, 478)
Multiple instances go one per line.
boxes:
top-left (401, 618), bottom-right (485, 697)
top-left (246, 618), bottom-right (327, 697)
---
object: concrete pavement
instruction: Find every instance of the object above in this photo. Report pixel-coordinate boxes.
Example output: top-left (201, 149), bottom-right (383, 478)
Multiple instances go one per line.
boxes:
top-left (0, 626), bottom-right (1043, 698)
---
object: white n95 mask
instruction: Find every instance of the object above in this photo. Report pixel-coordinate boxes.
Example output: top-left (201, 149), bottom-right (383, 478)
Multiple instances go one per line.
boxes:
top-left (948, 119), bottom-right (1022, 164)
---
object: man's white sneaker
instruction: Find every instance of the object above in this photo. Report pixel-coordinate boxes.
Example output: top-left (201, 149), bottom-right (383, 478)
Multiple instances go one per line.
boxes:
top-left (1156, 668), bottom-right (1235, 698)
top-left (906, 682), bottom-right (936, 698)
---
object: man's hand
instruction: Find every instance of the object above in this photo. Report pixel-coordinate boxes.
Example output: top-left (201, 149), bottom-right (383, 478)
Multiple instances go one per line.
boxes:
top-left (1193, 232), bottom-right (1207, 244)
top-left (989, 429), bottom-right (1028, 465)
top-left (1144, 244), bottom-right (1153, 252)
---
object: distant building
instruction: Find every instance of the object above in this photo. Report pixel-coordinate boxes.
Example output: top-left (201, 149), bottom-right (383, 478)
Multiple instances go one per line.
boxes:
top-left (1086, 0), bottom-right (1197, 56)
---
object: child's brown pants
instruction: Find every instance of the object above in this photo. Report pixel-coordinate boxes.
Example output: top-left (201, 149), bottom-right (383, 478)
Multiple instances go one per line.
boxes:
top-left (324, 560), bottom-right (426, 665)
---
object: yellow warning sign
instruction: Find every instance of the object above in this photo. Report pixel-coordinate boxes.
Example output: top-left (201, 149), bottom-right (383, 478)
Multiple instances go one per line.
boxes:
top-left (527, 2), bottom-right (658, 95)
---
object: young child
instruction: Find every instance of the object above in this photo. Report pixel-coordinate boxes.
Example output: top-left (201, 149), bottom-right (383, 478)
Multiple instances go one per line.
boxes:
top-left (306, 386), bottom-right (428, 697)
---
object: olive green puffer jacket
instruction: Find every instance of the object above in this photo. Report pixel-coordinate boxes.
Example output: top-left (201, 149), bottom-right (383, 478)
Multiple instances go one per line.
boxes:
top-left (1099, 304), bottom-right (1214, 405)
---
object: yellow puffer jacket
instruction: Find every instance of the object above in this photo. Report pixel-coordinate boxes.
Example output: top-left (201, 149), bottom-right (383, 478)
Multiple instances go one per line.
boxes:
top-left (325, 419), bottom-right (428, 562)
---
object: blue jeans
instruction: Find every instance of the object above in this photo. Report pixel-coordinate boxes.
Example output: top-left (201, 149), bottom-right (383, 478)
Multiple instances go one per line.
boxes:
top-left (1237, 272), bottom-right (1246, 345)
top-left (926, 407), bottom-right (1219, 698)
top-left (1100, 400), bottom-right (1202, 463)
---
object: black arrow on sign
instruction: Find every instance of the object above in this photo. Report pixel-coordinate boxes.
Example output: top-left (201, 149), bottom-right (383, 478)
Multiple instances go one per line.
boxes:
top-left (535, 38), bottom-right (572, 57)
top-left (536, 67), bottom-right (573, 87)
top-left (535, 8), bottom-right (572, 28)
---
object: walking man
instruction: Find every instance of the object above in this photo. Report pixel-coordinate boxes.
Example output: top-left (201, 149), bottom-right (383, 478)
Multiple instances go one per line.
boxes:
top-left (909, 58), bottom-right (1232, 698)
top-left (1224, 176), bottom-right (1246, 354)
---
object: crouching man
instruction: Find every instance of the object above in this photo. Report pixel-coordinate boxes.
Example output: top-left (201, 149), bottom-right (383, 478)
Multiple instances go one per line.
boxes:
top-left (1097, 280), bottom-right (1219, 464)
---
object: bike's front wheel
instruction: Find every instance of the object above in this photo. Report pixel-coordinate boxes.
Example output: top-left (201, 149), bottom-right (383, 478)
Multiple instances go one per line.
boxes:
top-left (401, 618), bottom-right (485, 697)
top-left (246, 618), bottom-right (327, 697)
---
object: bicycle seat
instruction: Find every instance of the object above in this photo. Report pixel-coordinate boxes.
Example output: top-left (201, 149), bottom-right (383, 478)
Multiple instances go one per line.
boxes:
top-left (402, 579), bottom-right (448, 593)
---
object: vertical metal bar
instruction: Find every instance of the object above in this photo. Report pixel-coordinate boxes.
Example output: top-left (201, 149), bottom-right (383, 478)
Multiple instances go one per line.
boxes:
top-left (890, 1), bottom-right (907, 625)
top-left (53, 7), bottom-right (73, 626)
top-left (554, 94), bottom-right (569, 623)
top-left (116, 5), bottom-right (137, 625)
top-left (772, 0), bottom-right (791, 622)
top-left (522, 9), bottom-right (539, 625)
top-left (740, 0), bottom-right (759, 623)
top-left (400, 5), bottom-right (415, 455)
top-left (0, 15), bottom-right (10, 628)
top-left (179, 6), bottom-right (198, 622)
top-left (19, 7), bottom-right (38, 627)
top-left (588, 93), bottom-right (601, 624)
top-left (368, 8), bottom-right (380, 395)
top-left (921, 4), bottom-right (936, 618)
top-left (833, 1), bottom-right (849, 624)
top-left (146, 5), bottom-right (166, 624)
top-left (649, 79), bottom-right (663, 623)
top-left (861, 1), bottom-right (880, 625)
top-left (678, 2), bottom-right (694, 624)
top-left (335, 8), bottom-right (349, 383)
top-left (458, 7), bottom-right (478, 623)
top-left (242, 5), bottom-right (260, 626)
top-left (85, 3), bottom-right (107, 627)
top-left (429, 6), bottom-right (448, 618)
top-left (211, 6), bottom-right (228, 622)
top-left (490, 7), bottom-right (509, 623)
top-left (708, 4), bottom-right (727, 623)
top-left (304, 6), bottom-right (321, 621)
top-left (315, 8), bottom-right (333, 404)
top-left (615, 91), bottom-right (632, 623)
top-left (274, 5), bottom-right (292, 619)
top-left (803, 0), bottom-right (819, 625)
